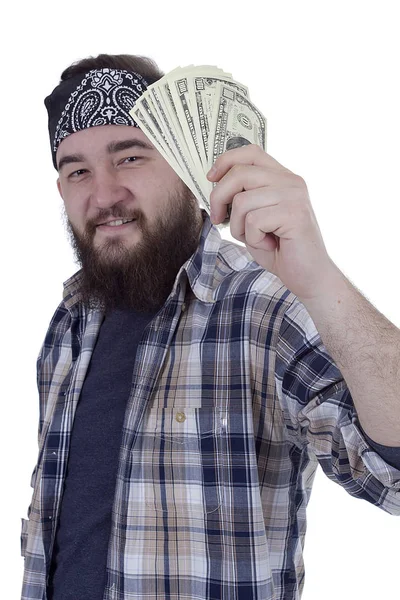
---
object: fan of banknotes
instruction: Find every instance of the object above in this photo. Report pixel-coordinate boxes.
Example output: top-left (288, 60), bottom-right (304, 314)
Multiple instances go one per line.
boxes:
top-left (129, 65), bottom-right (267, 229)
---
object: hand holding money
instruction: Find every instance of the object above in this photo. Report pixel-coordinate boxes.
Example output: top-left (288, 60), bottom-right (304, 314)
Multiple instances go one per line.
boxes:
top-left (206, 134), bottom-right (338, 303)
top-left (129, 64), bottom-right (267, 229)
top-left (130, 63), bottom-right (337, 302)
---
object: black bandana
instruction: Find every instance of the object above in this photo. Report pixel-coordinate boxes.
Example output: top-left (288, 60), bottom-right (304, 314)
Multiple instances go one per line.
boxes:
top-left (44, 68), bottom-right (158, 170)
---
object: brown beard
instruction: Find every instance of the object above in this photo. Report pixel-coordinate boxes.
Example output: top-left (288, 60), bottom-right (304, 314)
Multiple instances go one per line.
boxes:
top-left (62, 182), bottom-right (205, 315)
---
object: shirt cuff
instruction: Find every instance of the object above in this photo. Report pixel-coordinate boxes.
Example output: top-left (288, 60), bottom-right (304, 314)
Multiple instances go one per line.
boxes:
top-left (358, 423), bottom-right (400, 470)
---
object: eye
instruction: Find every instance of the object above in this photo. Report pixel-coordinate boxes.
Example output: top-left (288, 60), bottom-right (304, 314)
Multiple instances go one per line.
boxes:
top-left (68, 169), bottom-right (87, 179)
top-left (121, 156), bottom-right (142, 164)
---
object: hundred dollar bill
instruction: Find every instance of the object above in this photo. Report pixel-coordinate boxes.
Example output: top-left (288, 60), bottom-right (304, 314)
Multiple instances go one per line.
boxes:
top-left (168, 75), bottom-right (211, 194)
top-left (143, 77), bottom-right (212, 212)
top-left (208, 82), bottom-right (267, 171)
top-left (148, 79), bottom-right (199, 182)
top-left (207, 82), bottom-right (267, 223)
top-left (169, 69), bottom-right (247, 169)
top-left (161, 67), bottom-right (244, 201)
top-left (188, 75), bottom-right (249, 168)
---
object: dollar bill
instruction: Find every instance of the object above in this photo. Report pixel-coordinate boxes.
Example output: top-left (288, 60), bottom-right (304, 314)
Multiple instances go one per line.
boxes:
top-left (129, 65), bottom-right (267, 227)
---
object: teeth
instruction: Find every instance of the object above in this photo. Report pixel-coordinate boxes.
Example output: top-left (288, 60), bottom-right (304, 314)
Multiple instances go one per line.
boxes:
top-left (103, 219), bottom-right (133, 227)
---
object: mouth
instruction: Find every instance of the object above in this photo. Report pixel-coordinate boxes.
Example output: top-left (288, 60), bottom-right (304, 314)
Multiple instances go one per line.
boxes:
top-left (96, 219), bottom-right (137, 232)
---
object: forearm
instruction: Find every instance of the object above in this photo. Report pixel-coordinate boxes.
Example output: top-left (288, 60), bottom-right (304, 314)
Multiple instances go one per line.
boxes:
top-left (298, 264), bottom-right (400, 446)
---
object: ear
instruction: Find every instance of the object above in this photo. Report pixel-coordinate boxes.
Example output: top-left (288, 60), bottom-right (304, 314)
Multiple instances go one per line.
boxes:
top-left (56, 178), bottom-right (63, 200)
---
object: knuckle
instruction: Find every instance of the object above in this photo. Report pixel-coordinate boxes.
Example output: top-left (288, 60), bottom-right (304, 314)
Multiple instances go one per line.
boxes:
top-left (245, 211), bottom-right (254, 225)
top-left (210, 185), bottom-right (219, 200)
top-left (295, 174), bottom-right (307, 188)
top-left (248, 143), bottom-right (262, 154)
top-left (232, 191), bottom-right (245, 208)
top-left (297, 202), bottom-right (310, 224)
top-left (232, 163), bottom-right (244, 174)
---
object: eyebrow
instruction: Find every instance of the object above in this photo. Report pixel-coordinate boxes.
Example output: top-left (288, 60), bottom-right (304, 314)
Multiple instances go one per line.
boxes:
top-left (57, 138), bottom-right (155, 173)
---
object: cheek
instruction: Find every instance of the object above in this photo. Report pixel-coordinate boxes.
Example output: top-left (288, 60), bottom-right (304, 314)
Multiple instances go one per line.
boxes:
top-left (141, 181), bottom-right (171, 214)
top-left (63, 201), bottom-right (86, 229)
top-left (62, 186), bottom-right (89, 219)
top-left (152, 159), bottom-right (182, 188)
top-left (153, 169), bottom-right (184, 200)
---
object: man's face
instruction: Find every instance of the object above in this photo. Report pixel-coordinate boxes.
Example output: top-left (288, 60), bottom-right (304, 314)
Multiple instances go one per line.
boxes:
top-left (56, 124), bottom-right (205, 315)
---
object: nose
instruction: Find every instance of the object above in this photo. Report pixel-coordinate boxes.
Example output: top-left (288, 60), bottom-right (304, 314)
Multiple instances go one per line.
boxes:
top-left (90, 167), bottom-right (132, 209)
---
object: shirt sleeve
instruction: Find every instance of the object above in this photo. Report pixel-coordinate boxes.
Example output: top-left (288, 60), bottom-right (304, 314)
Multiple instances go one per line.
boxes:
top-left (274, 297), bottom-right (400, 516)
top-left (358, 424), bottom-right (400, 470)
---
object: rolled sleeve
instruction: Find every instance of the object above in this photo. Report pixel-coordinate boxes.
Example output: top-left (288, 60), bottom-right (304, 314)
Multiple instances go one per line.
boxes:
top-left (275, 299), bottom-right (400, 516)
top-left (357, 423), bottom-right (400, 470)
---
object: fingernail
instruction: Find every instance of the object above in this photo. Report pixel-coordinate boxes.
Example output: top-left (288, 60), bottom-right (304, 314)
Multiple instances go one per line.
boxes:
top-left (207, 166), bottom-right (217, 178)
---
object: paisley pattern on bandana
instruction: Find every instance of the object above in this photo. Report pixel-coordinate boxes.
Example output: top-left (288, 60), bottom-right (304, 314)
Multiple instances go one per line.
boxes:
top-left (52, 68), bottom-right (150, 153)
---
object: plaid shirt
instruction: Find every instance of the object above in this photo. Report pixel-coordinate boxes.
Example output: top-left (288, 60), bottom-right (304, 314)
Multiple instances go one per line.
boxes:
top-left (20, 215), bottom-right (400, 600)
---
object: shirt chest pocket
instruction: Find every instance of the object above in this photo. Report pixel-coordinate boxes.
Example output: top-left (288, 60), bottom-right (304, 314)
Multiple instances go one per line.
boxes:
top-left (142, 399), bottom-right (226, 514)
top-left (149, 404), bottom-right (222, 441)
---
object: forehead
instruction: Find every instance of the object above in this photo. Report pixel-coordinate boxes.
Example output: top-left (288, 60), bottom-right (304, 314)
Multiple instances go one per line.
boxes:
top-left (56, 124), bottom-right (154, 159)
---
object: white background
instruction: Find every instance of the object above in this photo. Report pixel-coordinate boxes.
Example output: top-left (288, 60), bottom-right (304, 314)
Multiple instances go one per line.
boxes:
top-left (2, 1), bottom-right (399, 598)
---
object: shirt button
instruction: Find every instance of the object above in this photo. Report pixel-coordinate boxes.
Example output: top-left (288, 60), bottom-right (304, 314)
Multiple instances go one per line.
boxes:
top-left (175, 411), bottom-right (186, 423)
